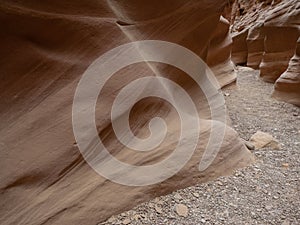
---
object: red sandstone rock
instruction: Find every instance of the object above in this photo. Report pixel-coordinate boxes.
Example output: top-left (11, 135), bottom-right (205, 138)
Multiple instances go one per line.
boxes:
top-left (0, 1), bottom-right (253, 224)
top-left (246, 24), bottom-right (265, 69)
top-left (232, 29), bottom-right (248, 65)
top-left (259, 0), bottom-right (300, 82)
top-left (231, 0), bottom-right (300, 105)
top-left (273, 37), bottom-right (300, 106)
top-left (207, 16), bottom-right (237, 87)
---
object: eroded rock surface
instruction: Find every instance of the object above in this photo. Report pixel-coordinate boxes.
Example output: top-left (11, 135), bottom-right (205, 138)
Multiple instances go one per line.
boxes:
top-left (231, 0), bottom-right (300, 105)
top-left (260, 1), bottom-right (299, 82)
top-left (0, 1), bottom-right (253, 225)
top-left (207, 16), bottom-right (237, 87)
top-left (273, 37), bottom-right (300, 106)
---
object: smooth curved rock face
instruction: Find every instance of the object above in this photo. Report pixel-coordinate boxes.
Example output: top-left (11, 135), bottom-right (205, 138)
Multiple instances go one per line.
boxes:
top-left (207, 16), bottom-right (237, 87)
top-left (273, 37), bottom-right (300, 106)
top-left (231, 0), bottom-right (300, 105)
top-left (247, 24), bottom-right (265, 69)
top-left (230, 0), bottom-right (269, 68)
top-left (259, 26), bottom-right (299, 83)
top-left (259, 0), bottom-right (300, 83)
top-left (0, 1), bottom-right (254, 224)
top-left (232, 29), bottom-right (248, 65)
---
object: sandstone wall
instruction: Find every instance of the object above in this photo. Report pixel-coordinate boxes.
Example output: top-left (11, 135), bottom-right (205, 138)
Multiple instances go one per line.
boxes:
top-left (273, 37), bottom-right (300, 106)
top-left (260, 1), bottom-right (300, 82)
top-left (207, 16), bottom-right (237, 87)
top-left (232, 29), bottom-right (248, 65)
top-left (231, 0), bottom-right (300, 105)
top-left (0, 1), bottom-right (253, 224)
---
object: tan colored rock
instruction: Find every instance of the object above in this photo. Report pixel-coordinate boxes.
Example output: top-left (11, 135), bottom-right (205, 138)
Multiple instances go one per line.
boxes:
top-left (155, 205), bottom-right (163, 214)
top-left (175, 204), bottom-right (189, 217)
top-left (231, 0), bottom-right (269, 70)
top-left (132, 214), bottom-right (141, 221)
top-left (174, 193), bottom-right (182, 200)
top-left (260, 0), bottom-right (300, 84)
top-left (232, 29), bottom-right (249, 65)
top-left (193, 192), bottom-right (200, 198)
top-left (259, 27), bottom-right (299, 83)
top-left (273, 37), bottom-right (300, 106)
top-left (249, 131), bottom-right (281, 150)
top-left (231, 0), bottom-right (300, 105)
top-left (122, 218), bottom-right (131, 225)
top-left (0, 1), bottom-right (254, 224)
top-left (207, 16), bottom-right (237, 87)
top-left (282, 163), bottom-right (289, 168)
top-left (247, 24), bottom-right (265, 69)
top-left (244, 141), bottom-right (255, 151)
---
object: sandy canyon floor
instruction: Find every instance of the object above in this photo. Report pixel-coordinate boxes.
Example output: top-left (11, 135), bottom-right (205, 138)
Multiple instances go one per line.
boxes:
top-left (100, 67), bottom-right (300, 225)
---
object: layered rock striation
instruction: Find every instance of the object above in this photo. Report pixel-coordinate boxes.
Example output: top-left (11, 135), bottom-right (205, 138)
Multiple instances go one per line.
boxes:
top-left (0, 1), bottom-right (253, 225)
top-left (231, 0), bottom-right (300, 105)
top-left (273, 37), bottom-right (300, 106)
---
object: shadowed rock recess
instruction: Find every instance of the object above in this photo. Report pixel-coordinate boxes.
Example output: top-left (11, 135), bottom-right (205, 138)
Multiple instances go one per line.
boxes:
top-left (0, 0), bottom-right (297, 224)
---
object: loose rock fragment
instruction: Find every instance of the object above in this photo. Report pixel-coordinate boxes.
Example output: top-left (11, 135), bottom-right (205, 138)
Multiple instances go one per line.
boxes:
top-left (175, 204), bottom-right (188, 217)
top-left (193, 192), bottom-right (200, 198)
top-left (249, 131), bottom-right (281, 149)
top-left (155, 205), bottom-right (163, 214)
top-left (174, 193), bottom-right (182, 200)
top-left (282, 163), bottom-right (289, 168)
top-left (122, 218), bottom-right (131, 225)
top-left (244, 141), bottom-right (255, 150)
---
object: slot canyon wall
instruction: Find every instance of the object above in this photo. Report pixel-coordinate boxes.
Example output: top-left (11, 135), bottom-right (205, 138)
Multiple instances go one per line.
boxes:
top-left (231, 0), bottom-right (300, 106)
top-left (0, 1), bottom-right (253, 225)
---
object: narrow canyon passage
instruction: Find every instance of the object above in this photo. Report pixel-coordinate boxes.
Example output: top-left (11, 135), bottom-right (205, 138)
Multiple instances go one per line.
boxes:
top-left (1, 1), bottom-right (299, 224)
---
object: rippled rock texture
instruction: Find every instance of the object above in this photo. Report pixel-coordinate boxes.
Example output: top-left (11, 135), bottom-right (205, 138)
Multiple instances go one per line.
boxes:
top-left (0, 1), bottom-right (253, 224)
top-left (273, 37), bottom-right (300, 106)
top-left (231, 0), bottom-right (300, 105)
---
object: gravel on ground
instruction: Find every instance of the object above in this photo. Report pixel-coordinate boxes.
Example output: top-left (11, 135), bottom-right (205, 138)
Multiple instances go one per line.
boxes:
top-left (100, 67), bottom-right (300, 225)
